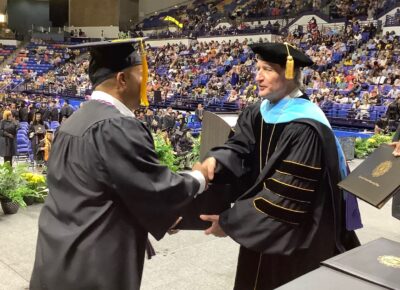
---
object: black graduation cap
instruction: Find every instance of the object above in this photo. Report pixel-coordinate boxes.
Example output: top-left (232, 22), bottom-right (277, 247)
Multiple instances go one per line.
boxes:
top-left (249, 42), bottom-right (313, 79)
top-left (68, 38), bottom-right (147, 88)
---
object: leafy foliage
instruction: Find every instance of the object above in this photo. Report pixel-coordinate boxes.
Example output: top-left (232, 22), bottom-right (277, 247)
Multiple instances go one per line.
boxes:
top-left (21, 172), bottom-right (46, 189)
top-left (0, 163), bottom-right (30, 207)
top-left (0, 163), bottom-right (48, 207)
top-left (185, 135), bottom-right (201, 168)
top-left (21, 172), bottom-right (48, 203)
top-left (153, 132), bottom-right (182, 172)
top-left (355, 134), bottom-right (393, 158)
top-left (152, 132), bottom-right (201, 171)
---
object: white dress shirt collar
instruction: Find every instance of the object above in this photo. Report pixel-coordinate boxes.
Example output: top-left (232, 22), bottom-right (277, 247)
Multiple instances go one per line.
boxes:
top-left (288, 88), bottom-right (304, 99)
top-left (90, 90), bottom-right (135, 118)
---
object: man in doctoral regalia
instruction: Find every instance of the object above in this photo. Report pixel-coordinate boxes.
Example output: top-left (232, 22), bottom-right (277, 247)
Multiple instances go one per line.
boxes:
top-left (30, 39), bottom-right (208, 290)
top-left (199, 43), bottom-right (363, 289)
top-left (389, 125), bottom-right (400, 220)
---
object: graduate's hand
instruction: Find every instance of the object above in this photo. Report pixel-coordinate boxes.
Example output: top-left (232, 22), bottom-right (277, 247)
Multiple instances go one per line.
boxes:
top-left (200, 214), bottom-right (227, 237)
top-left (389, 142), bottom-right (400, 157)
top-left (192, 162), bottom-right (210, 185)
top-left (200, 157), bottom-right (217, 181)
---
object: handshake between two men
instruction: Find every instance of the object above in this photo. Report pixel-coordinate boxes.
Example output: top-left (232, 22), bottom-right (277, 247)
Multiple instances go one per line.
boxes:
top-left (173, 156), bottom-right (227, 238)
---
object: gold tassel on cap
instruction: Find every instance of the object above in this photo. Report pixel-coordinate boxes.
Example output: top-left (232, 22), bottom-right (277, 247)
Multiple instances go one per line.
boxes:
top-left (284, 42), bottom-right (294, 80)
top-left (139, 39), bottom-right (149, 107)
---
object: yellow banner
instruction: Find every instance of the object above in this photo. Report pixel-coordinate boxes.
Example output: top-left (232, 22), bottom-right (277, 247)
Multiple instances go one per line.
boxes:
top-left (164, 16), bottom-right (183, 29)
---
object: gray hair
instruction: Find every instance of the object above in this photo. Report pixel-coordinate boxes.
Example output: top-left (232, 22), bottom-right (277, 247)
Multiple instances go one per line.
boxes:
top-left (294, 67), bottom-right (304, 90)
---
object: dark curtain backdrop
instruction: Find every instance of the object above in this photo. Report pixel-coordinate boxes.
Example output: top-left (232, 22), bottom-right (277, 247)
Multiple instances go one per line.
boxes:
top-left (50, 0), bottom-right (68, 27)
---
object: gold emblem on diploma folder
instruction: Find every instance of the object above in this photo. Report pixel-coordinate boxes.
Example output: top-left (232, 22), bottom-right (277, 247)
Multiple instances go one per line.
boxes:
top-left (372, 161), bottom-right (392, 178)
top-left (377, 255), bottom-right (400, 269)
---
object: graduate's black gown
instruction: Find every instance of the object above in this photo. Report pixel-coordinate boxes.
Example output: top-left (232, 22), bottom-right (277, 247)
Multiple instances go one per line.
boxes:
top-left (30, 100), bottom-right (201, 290)
top-left (391, 124), bottom-right (400, 220)
top-left (207, 100), bottom-right (360, 290)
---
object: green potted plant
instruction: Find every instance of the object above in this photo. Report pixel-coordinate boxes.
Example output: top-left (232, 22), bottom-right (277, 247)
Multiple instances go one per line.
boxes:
top-left (0, 163), bottom-right (28, 214)
top-left (21, 172), bottom-right (48, 204)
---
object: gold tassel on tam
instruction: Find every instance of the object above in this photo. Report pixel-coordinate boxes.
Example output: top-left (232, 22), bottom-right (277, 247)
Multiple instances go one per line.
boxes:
top-left (139, 39), bottom-right (149, 107)
top-left (284, 42), bottom-right (294, 80)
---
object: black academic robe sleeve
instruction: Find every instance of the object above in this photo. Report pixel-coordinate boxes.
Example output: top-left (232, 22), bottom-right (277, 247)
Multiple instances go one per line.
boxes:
top-left (219, 124), bottom-right (323, 255)
top-left (93, 116), bottom-right (200, 240)
top-left (207, 105), bottom-right (257, 179)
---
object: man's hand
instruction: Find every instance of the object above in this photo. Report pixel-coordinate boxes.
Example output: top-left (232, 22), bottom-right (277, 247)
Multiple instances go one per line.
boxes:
top-left (389, 142), bottom-right (400, 157)
top-left (201, 157), bottom-right (217, 181)
top-left (192, 162), bottom-right (210, 186)
top-left (192, 157), bottom-right (217, 188)
top-left (199, 214), bottom-right (227, 237)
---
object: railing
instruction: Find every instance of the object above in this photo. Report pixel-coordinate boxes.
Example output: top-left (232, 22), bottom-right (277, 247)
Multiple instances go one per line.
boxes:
top-left (30, 25), bottom-right (66, 34)
top-left (0, 79), bottom-right (25, 92)
top-left (21, 83), bottom-right (89, 98)
top-left (316, 19), bottom-right (378, 33)
top-left (385, 14), bottom-right (400, 26)
top-left (9, 79), bottom-right (26, 92)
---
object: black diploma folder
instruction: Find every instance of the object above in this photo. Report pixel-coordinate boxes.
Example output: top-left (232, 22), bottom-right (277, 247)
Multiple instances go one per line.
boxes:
top-left (177, 111), bottom-right (235, 230)
top-left (322, 238), bottom-right (400, 290)
top-left (176, 183), bottom-right (232, 230)
top-left (338, 144), bottom-right (400, 208)
top-left (276, 266), bottom-right (386, 290)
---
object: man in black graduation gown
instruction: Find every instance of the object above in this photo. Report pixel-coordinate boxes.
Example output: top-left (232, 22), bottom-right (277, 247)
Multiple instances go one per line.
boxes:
top-left (48, 100), bottom-right (59, 122)
top-left (18, 101), bottom-right (29, 122)
top-left (59, 99), bottom-right (74, 120)
top-left (30, 39), bottom-right (208, 290)
top-left (389, 126), bottom-right (400, 220)
top-left (39, 101), bottom-right (50, 122)
top-left (162, 106), bottom-right (176, 131)
top-left (199, 43), bottom-right (361, 289)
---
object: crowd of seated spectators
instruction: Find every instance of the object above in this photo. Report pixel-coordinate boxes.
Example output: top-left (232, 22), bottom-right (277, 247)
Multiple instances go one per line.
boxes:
top-left (0, 39), bottom-right (82, 94)
top-left (285, 20), bottom-right (400, 128)
top-left (2, 20), bottom-right (395, 120)
top-left (143, 39), bottom-right (259, 111)
top-left (135, 0), bottom-right (221, 31)
top-left (0, 40), bottom-right (80, 96)
top-left (328, 0), bottom-right (391, 19)
top-left (16, 39), bottom-right (259, 112)
top-left (136, 0), bottom-right (322, 37)
top-left (2, 13), bottom-right (400, 133)
top-left (232, 0), bottom-right (314, 20)
top-left (136, 20), bottom-right (282, 39)
top-left (25, 58), bottom-right (90, 97)
top-left (135, 0), bottom-right (398, 40)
